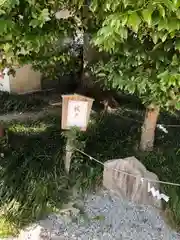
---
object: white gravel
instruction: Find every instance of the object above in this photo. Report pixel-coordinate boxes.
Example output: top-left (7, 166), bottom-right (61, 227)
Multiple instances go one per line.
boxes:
top-left (3, 190), bottom-right (180, 240)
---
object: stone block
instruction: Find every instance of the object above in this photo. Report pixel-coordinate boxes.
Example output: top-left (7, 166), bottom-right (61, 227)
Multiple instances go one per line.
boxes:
top-left (103, 156), bottom-right (161, 208)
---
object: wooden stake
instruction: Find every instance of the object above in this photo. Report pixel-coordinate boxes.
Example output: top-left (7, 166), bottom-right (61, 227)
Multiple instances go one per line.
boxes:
top-left (64, 137), bottom-right (73, 174)
top-left (140, 105), bottom-right (160, 151)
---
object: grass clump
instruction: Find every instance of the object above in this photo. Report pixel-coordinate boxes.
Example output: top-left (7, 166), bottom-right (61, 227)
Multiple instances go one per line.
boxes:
top-left (0, 115), bottom-right (70, 234)
top-left (0, 91), bottom-right (49, 114)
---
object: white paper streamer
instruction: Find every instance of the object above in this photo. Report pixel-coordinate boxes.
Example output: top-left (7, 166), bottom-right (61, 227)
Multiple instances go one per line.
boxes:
top-left (157, 124), bottom-right (168, 134)
top-left (148, 182), bottom-right (169, 202)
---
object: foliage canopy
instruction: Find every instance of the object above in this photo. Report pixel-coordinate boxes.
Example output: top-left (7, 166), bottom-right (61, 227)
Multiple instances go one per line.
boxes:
top-left (90, 0), bottom-right (180, 110)
top-left (0, 0), bottom-right (83, 70)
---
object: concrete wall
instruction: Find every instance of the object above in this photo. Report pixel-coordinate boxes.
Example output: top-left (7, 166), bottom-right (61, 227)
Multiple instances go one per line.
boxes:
top-left (10, 64), bottom-right (42, 94)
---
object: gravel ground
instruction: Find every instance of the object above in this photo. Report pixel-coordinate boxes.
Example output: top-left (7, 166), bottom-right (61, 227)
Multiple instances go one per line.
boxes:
top-left (2, 190), bottom-right (180, 240)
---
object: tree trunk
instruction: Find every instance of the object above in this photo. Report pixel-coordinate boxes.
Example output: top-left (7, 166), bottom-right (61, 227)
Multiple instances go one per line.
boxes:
top-left (140, 105), bottom-right (160, 151)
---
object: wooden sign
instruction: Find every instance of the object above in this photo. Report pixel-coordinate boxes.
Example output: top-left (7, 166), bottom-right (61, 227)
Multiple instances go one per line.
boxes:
top-left (61, 94), bottom-right (94, 131)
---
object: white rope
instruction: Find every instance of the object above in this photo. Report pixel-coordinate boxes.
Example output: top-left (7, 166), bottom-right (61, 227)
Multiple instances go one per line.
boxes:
top-left (117, 114), bottom-right (180, 128)
top-left (74, 147), bottom-right (180, 187)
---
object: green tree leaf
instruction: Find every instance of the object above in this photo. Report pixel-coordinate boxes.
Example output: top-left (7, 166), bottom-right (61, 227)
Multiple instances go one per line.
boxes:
top-left (172, 54), bottom-right (178, 66)
top-left (121, 15), bottom-right (128, 26)
top-left (39, 9), bottom-right (51, 22)
top-left (158, 19), bottom-right (167, 31)
top-left (157, 70), bottom-right (168, 79)
top-left (29, 19), bottom-right (39, 28)
top-left (120, 27), bottom-right (128, 39)
top-left (158, 4), bottom-right (165, 18)
top-left (175, 39), bottom-right (180, 50)
top-left (0, 9), bottom-right (5, 15)
top-left (160, 32), bottom-right (167, 42)
top-left (167, 19), bottom-right (180, 32)
top-left (175, 101), bottom-right (180, 110)
top-left (142, 9), bottom-right (152, 25)
top-left (127, 12), bottom-right (141, 32)
top-left (152, 32), bottom-right (159, 44)
top-left (0, 20), bottom-right (12, 34)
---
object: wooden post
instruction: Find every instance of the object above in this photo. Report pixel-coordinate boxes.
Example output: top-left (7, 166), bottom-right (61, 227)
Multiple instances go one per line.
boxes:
top-left (140, 105), bottom-right (160, 151)
top-left (61, 94), bottom-right (94, 173)
top-left (64, 137), bottom-right (73, 174)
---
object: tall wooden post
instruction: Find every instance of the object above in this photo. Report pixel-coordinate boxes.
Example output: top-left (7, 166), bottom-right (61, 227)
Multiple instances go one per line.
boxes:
top-left (140, 105), bottom-right (160, 151)
top-left (61, 94), bottom-right (94, 173)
